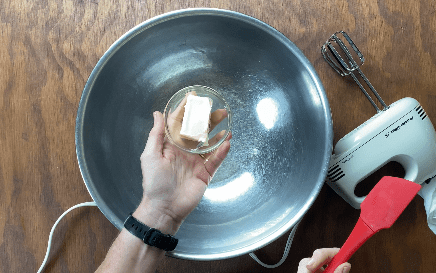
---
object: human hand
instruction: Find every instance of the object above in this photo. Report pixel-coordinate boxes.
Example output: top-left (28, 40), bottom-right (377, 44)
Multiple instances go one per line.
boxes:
top-left (297, 248), bottom-right (351, 273)
top-left (167, 91), bottom-right (228, 149)
top-left (133, 108), bottom-right (231, 235)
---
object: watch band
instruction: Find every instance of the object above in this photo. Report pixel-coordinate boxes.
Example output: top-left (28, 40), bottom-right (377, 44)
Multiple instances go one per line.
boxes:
top-left (124, 213), bottom-right (178, 251)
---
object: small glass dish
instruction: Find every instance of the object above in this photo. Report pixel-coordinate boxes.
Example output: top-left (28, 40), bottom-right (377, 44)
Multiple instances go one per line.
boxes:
top-left (164, 85), bottom-right (232, 154)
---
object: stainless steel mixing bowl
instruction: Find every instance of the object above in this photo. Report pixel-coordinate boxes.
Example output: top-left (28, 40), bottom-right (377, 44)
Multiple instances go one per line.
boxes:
top-left (75, 8), bottom-right (333, 260)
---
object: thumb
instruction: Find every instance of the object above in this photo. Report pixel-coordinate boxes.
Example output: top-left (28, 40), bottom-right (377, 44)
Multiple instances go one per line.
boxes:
top-left (334, 263), bottom-right (351, 273)
top-left (143, 111), bottom-right (165, 157)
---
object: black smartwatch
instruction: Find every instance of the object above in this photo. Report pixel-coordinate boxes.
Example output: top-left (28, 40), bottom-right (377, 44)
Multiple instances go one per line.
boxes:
top-left (124, 213), bottom-right (178, 251)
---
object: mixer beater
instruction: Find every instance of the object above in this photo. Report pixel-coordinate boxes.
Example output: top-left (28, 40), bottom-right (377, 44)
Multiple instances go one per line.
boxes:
top-left (322, 31), bottom-right (388, 112)
top-left (321, 31), bottom-right (436, 210)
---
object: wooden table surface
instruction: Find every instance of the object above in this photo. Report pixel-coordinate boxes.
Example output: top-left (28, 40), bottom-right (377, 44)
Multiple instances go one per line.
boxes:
top-left (2, 0), bottom-right (436, 272)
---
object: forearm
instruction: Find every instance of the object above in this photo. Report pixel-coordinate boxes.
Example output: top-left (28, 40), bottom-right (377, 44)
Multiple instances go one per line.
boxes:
top-left (96, 201), bottom-right (181, 273)
top-left (95, 229), bottom-right (165, 273)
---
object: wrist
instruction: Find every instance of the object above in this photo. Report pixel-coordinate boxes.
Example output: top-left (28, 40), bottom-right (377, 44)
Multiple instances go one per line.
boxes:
top-left (132, 200), bottom-right (181, 236)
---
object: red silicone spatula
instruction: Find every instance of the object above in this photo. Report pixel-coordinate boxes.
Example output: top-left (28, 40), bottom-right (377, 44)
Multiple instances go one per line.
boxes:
top-left (324, 176), bottom-right (421, 273)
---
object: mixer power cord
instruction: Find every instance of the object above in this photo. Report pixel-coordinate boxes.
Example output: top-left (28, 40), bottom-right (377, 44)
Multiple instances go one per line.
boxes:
top-left (39, 202), bottom-right (300, 271)
top-left (37, 201), bottom-right (97, 273)
top-left (249, 219), bottom-right (301, 268)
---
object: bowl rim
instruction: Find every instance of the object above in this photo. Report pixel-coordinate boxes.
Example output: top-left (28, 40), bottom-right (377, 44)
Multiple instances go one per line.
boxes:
top-left (75, 7), bottom-right (333, 261)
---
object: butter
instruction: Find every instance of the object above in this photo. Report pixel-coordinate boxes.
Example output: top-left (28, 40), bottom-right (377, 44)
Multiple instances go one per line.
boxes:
top-left (180, 94), bottom-right (212, 144)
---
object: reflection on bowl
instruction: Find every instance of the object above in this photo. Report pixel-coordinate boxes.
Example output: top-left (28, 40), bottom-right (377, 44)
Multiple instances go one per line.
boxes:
top-left (164, 85), bottom-right (232, 154)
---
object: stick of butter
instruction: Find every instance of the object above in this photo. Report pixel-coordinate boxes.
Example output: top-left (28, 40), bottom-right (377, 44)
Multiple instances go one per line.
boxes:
top-left (180, 94), bottom-right (212, 144)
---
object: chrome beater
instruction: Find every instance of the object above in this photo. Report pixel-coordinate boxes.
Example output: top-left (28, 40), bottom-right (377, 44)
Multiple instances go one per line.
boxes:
top-left (321, 31), bottom-right (388, 112)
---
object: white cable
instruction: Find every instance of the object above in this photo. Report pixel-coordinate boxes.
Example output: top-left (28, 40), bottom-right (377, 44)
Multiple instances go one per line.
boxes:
top-left (37, 201), bottom-right (97, 273)
top-left (38, 201), bottom-right (299, 271)
top-left (249, 219), bottom-right (301, 269)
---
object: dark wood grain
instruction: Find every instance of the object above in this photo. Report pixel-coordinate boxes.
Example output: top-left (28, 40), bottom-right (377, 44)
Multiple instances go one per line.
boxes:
top-left (1, 0), bottom-right (436, 272)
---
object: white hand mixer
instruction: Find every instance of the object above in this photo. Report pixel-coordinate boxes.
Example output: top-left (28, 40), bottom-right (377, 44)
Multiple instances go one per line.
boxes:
top-left (321, 31), bottom-right (436, 225)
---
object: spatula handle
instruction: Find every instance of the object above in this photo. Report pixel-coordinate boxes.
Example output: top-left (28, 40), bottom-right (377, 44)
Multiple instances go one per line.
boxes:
top-left (324, 217), bottom-right (375, 273)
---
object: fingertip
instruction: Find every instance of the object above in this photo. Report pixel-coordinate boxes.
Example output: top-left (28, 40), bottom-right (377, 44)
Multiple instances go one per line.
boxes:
top-left (226, 130), bottom-right (232, 141)
top-left (305, 259), bottom-right (315, 271)
top-left (158, 111), bottom-right (165, 123)
top-left (306, 248), bottom-right (342, 272)
top-left (334, 263), bottom-right (351, 273)
top-left (154, 110), bottom-right (164, 119)
top-left (210, 109), bottom-right (228, 124)
top-left (152, 111), bottom-right (164, 130)
top-left (203, 139), bottom-right (231, 178)
top-left (220, 138), bottom-right (231, 155)
top-left (153, 111), bottom-right (158, 126)
top-left (219, 108), bottom-right (229, 117)
top-left (305, 249), bottom-right (327, 271)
